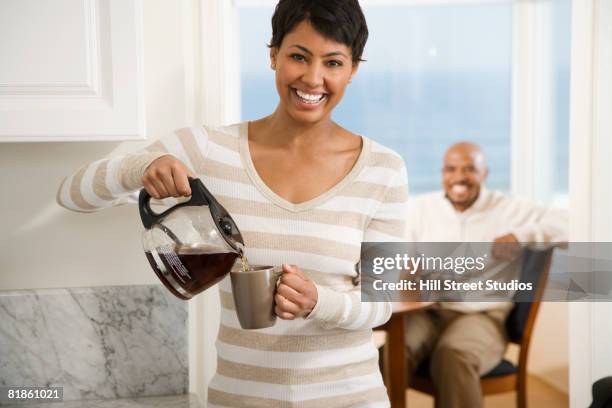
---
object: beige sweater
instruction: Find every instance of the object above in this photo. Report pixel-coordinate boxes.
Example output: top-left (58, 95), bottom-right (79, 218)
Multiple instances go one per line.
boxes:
top-left (57, 123), bottom-right (409, 407)
top-left (405, 189), bottom-right (568, 313)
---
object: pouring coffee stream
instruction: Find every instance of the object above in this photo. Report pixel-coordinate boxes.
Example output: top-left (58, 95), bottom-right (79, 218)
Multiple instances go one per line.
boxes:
top-left (139, 177), bottom-right (248, 300)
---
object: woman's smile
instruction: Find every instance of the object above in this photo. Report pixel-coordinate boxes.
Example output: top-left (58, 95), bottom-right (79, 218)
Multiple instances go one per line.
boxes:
top-left (291, 88), bottom-right (328, 109)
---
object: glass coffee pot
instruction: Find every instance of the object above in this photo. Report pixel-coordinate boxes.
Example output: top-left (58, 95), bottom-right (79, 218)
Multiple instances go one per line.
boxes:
top-left (139, 177), bottom-right (244, 300)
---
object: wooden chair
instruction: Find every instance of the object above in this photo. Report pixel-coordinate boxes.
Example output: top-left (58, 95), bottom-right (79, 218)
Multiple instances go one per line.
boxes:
top-left (408, 247), bottom-right (554, 408)
top-left (376, 247), bottom-right (555, 407)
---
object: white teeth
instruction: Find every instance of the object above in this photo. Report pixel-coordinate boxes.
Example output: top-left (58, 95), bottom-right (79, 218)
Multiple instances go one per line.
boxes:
top-left (295, 89), bottom-right (324, 103)
top-left (451, 184), bottom-right (468, 194)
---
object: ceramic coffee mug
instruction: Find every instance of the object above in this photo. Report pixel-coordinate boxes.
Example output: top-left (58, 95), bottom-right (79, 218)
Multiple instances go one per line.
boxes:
top-left (230, 265), bottom-right (282, 329)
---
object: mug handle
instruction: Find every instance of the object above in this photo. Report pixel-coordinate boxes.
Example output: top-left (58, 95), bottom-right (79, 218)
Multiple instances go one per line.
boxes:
top-left (272, 265), bottom-right (283, 286)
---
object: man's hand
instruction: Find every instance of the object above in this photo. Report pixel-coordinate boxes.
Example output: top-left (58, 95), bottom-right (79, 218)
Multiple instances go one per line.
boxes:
top-left (275, 264), bottom-right (318, 320)
top-left (142, 155), bottom-right (194, 199)
top-left (491, 233), bottom-right (522, 261)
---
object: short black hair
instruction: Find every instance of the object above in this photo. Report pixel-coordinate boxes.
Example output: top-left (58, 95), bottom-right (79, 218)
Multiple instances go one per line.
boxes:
top-left (269, 0), bottom-right (368, 63)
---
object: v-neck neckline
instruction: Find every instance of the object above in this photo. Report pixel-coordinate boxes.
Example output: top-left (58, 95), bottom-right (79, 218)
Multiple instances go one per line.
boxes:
top-left (238, 121), bottom-right (370, 213)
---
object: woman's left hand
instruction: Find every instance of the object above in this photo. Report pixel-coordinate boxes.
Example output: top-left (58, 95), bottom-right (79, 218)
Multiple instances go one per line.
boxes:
top-left (275, 264), bottom-right (318, 320)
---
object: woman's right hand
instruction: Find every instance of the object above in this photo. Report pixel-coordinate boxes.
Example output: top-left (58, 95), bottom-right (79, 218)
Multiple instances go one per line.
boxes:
top-left (142, 155), bottom-right (195, 199)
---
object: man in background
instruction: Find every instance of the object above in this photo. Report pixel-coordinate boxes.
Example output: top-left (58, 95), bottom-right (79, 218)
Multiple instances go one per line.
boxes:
top-left (404, 142), bottom-right (567, 408)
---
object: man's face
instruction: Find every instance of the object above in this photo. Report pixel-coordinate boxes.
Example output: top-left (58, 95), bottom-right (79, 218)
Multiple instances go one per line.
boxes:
top-left (442, 149), bottom-right (488, 211)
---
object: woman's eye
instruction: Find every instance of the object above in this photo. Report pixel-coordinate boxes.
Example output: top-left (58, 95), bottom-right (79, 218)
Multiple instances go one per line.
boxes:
top-left (327, 60), bottom-right (343, 67)
top-left (291, 54), bottom-right (305, 62)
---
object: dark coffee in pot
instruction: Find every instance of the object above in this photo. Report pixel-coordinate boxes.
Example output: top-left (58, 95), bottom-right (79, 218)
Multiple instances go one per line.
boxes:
top-left (145, 244), bottom-right (238, 300)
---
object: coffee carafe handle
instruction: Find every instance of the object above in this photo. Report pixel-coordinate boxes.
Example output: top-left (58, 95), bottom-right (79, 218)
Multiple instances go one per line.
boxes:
top-left (138, 178), bottom-right (244, 251)
top-left (138, 177), bottom-right (210, 229)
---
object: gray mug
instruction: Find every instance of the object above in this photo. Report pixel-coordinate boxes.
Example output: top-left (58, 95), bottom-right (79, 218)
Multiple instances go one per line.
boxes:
top-left (230, 265), bottom-right (282, 329)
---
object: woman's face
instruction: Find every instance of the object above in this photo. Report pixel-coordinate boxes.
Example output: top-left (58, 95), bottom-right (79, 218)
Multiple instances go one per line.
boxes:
top-left (270, 20), bottom-right (358, 125)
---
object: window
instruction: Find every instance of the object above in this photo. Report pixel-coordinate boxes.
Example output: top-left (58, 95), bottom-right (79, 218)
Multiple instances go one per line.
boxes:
top-left (236, 1), bottom-right (569, 197)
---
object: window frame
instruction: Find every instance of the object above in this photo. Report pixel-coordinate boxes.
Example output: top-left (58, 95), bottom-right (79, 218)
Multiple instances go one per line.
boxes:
top-left (511, 1), bottom-right (570, 205)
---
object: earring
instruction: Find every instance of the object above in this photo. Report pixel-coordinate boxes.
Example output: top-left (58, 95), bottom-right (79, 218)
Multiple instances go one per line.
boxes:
top-left (271, 63), bottom-right (276, 70)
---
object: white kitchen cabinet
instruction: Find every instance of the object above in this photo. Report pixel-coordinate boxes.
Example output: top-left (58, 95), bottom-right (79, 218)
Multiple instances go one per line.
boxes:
top-left (0, 0), bottom-right (144, 142)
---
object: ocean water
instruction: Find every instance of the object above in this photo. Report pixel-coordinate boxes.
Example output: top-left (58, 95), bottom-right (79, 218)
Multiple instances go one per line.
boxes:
top-left (240, 69), bottom-right (570, 194)
top-left (241, 71), bottom-right (512, 193)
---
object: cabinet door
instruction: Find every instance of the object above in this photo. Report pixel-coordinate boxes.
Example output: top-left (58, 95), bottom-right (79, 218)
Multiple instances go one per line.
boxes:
top-left (0, 0), bottom-right (144, 142)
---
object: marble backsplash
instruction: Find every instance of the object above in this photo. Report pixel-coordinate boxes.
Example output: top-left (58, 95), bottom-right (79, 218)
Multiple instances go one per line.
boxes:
top-left (0, 285), bottom-right (188, 403)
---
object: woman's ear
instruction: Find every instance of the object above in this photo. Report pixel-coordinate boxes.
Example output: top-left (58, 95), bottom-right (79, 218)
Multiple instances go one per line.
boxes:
top-left (349, 62), bottom-right (360, 83)
top-left (270, 47), bottom-right (278, 70)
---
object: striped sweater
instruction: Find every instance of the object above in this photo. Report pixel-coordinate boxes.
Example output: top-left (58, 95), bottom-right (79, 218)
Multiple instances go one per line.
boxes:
top-left (57, 122), bottom-right (409, 407)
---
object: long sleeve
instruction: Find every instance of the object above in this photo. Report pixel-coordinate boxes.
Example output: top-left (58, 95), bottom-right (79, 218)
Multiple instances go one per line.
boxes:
top-left (507, 202), bottom-right (568, 243)
top-left (56, 127), bottom-right (209, 212)
top-left (306, 163), bottom-right (409, 331)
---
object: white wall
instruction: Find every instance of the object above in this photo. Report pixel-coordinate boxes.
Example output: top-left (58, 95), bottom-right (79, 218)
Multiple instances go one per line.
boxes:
top-left (568, 1), bottom-right (612, 406)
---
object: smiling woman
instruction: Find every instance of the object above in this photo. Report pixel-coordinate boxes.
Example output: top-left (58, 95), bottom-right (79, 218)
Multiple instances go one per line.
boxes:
top-left (247, 17), bottom-right (365, 206)
top-left (57, 1), bottom-right (409, 407)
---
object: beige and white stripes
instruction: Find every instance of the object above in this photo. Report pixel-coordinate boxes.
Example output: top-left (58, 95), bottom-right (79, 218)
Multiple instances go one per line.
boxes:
top-left (57, 122), bottom-right (409, 407)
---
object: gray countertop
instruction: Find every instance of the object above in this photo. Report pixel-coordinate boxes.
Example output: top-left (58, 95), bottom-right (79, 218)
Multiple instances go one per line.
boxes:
top-left (1, 394), bottom-right (202, 408)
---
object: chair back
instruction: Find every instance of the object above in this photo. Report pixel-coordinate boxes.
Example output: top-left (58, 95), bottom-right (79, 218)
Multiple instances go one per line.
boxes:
top-left (505, 247), bottom-right (554, 344)
top-left (590, 376), bottom-right (612, 408)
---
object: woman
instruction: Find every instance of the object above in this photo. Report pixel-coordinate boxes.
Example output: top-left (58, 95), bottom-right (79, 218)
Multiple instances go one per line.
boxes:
top-left (58, 1), bottom-right (408, 406)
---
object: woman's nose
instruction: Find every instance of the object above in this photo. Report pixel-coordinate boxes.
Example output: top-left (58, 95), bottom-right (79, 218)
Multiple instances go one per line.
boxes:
top-left (301, 63), bottom-right (324, 87)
